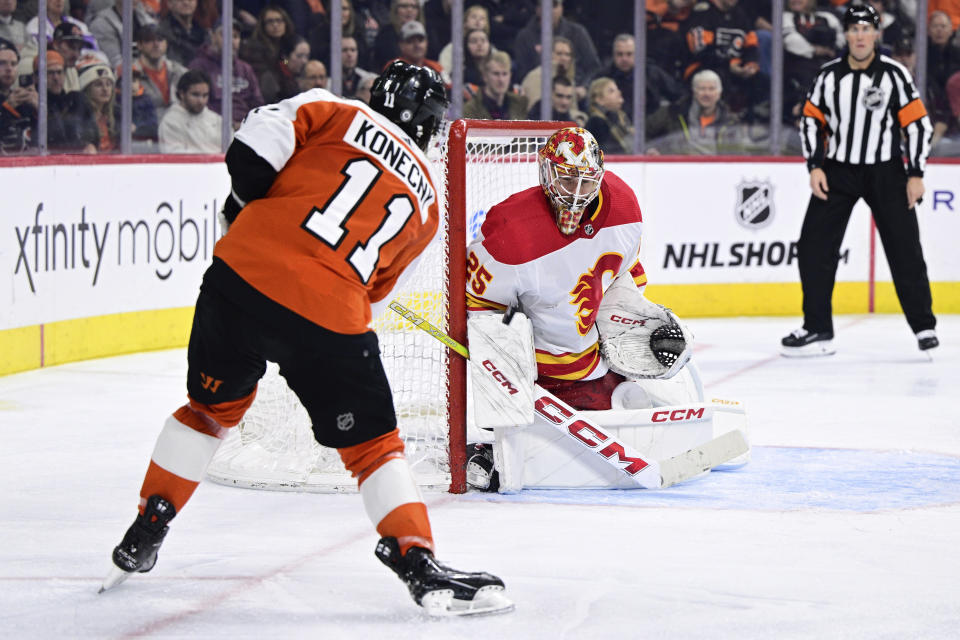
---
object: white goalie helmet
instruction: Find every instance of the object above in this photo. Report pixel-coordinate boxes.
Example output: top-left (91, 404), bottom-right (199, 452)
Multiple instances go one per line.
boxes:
top-left (538, 127), bottom-right (605, 235)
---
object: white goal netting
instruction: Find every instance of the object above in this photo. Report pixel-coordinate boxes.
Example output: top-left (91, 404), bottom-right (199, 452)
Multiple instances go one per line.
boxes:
top-left (205, 120), bottom-right (570, 493)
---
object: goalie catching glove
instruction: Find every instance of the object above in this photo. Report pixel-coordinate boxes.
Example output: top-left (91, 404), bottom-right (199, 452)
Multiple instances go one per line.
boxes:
top-left (596, 273), bottom-right (693, 379)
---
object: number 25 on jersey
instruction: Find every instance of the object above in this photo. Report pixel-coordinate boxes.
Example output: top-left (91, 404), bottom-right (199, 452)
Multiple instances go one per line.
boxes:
top-left (467, 251), bottom-right (493, 295)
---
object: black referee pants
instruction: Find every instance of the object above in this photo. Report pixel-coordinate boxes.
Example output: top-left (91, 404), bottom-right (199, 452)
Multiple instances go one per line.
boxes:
top-left (797, 159), bottom-right (936, 335)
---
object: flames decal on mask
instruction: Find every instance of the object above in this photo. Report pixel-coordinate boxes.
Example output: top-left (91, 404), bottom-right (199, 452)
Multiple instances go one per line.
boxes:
top-left (542, 129), bottom-right (587, 165)
top-left (569, 253), bottom-right (623, 336)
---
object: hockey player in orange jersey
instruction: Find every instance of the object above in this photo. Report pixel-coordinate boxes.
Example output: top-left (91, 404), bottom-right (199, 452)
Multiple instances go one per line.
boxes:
top-left (100, 62), bottom-right (513, 616)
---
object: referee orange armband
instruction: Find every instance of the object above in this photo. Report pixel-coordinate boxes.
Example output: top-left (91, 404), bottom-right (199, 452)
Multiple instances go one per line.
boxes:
top-left (898, 99), bottom-right (927, 128)
top-left (802, 100), bottom-right (827, 127)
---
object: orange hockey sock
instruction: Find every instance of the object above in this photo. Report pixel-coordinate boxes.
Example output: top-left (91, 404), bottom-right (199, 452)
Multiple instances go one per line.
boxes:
top-left (137, 403), bottom-right (233, 514)
top-left (339, 430), bottom-right (434, 554)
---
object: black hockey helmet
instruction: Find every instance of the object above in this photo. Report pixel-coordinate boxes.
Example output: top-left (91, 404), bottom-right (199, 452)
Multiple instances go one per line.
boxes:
top-left (369, 61), bottom-right (449, 151)
top-left (843, 4), bottom-right (880, 30)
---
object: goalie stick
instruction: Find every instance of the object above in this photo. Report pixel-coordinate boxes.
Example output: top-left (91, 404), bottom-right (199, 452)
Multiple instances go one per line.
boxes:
top-left (388, 301), bottom-right (747, 489)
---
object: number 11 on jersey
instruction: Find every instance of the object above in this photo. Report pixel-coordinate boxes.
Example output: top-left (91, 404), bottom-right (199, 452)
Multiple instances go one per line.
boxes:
top-left (302, 157), bottom-right (415, 283)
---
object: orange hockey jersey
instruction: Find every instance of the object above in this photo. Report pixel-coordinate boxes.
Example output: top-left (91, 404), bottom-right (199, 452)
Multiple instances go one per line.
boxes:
top-left (213, 90), bottom-right (441, 335)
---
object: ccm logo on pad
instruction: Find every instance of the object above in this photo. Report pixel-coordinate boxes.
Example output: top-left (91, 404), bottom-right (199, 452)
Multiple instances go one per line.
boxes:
top-left (482, 359), bottom-right (519, 395)
top-left (652, 408), bottom-right (705, 422)
top-left (608, 314), bottom-right (646, 325)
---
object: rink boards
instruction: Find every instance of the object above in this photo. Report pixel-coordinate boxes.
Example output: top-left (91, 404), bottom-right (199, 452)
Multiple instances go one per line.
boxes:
top-left (1, 155), bottom-right (958, 375)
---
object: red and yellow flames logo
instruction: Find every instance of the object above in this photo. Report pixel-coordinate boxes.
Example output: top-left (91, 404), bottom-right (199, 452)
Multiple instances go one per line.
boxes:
top-left (540, 129), bottom-right (586, 165)
top-left (569, 253), bottom-right (623, 336)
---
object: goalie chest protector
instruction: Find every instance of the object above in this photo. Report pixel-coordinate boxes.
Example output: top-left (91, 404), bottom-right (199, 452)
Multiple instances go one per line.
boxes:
top-left (466, 171), bottom-right (646, 382)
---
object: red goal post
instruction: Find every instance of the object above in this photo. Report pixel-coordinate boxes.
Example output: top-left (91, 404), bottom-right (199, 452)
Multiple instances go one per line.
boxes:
top-left (444, 119), bottom-right (574, 492)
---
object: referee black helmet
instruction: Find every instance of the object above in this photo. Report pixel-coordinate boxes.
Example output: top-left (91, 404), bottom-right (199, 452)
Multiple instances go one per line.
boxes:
top-left (843, 4), bottom-right (880, 30)
top-left (369, 61), bottom-right (449, 151)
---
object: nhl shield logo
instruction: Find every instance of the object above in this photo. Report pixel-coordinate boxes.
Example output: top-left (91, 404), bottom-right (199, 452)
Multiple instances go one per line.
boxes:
top-left (734, 180), bottom-right (774, 230)
top-left (861, 86), bottom-right (885, 111)
top-left (336, 412), bottom-right (355, 431)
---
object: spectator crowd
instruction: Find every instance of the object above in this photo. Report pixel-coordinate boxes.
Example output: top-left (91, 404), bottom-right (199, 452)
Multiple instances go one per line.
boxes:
top-left (3, 0), bottom-right (960, 156)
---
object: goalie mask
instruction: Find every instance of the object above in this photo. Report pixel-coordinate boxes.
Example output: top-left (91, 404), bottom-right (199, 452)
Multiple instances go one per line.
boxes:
top-left (538, 127), bottom-right (605, 235)
top-left (369, 61), bottom-right (449, 151)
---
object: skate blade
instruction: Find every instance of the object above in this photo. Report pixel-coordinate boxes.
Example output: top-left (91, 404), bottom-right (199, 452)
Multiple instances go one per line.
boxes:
top-left (98, 564), bottom-right (133, 593)
top-left (421, 585), bottom-right (515, 617)
top-left (780, 341), bottom-right (835, 358)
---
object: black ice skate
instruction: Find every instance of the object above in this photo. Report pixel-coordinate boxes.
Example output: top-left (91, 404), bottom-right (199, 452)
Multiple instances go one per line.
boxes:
top-left (916, 329), bottom-right (939, 352)
top-left (375, 536), bottom-right (513, 616)
top-left (466, 443), bottom-right (499, 492)
top-left (781, 328), bottom-right (835, 357)
top-left (99, 495), bottom-right (176, 593)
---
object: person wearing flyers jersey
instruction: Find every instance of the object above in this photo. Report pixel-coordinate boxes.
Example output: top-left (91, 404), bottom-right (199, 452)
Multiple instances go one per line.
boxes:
top-left (101, 61), bottom-right (514, 617)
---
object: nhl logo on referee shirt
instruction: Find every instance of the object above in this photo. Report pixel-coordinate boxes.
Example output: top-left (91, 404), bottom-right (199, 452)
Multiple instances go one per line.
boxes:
top-left (861, 86), bottom-right (886, 111)
top-left (734, 179), bottom-right (774, 229)
top-left (336, 412), bottom-right (355, 431)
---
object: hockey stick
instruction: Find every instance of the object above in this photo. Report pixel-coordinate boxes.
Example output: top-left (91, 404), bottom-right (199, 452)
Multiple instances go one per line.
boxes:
top-left (388, 301), bottom-right (747, 489)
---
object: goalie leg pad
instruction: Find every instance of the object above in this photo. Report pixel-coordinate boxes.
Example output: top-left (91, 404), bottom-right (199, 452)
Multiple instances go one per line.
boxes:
top-left (492, 427), bottom-right (526, 493)
top-left (610, 381), bottom-right (654, 410)
top-left (610, 364), bottom-right (704, 410)
top-left (490, 394), bottom-right (750, 489)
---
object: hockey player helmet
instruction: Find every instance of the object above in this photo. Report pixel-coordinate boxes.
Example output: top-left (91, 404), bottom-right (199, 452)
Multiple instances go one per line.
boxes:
top-left (369, 61), bottom-right (449, 151)
top-left (538, 127), bottom-right (605, 235)
top-left (843, 4), bottom-right (880, 30)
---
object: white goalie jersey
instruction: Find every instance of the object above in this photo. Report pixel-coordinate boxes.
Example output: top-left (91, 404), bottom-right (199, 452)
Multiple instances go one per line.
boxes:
top-left (466, 171), bottom-right (647, 383)
top-left (464, 171), bottom-right (750, 491)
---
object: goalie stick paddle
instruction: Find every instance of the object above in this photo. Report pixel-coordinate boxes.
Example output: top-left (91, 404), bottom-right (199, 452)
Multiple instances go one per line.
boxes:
top-left (387, 301), bottom-right (748, 489)
top-left (658, 430), bottom-right (748, 489)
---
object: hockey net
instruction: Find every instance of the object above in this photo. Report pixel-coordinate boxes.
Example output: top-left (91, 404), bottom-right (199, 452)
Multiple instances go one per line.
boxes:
top-left (205, 119), bottom-right (572, 494)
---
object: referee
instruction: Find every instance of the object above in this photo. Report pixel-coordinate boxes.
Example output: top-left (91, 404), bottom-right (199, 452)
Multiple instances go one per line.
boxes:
top-left (782, 3), bottom-right (938, 356)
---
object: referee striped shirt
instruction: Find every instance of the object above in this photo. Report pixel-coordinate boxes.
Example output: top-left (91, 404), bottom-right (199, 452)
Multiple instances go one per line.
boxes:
top-left (800, 53), bottom-right (933, 176)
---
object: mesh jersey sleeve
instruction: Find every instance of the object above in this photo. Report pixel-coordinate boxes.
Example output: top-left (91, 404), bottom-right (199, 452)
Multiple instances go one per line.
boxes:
top-left (223, 89), bottom-right (336, 221)
top-left (222, 140), bottom-right (277, 223)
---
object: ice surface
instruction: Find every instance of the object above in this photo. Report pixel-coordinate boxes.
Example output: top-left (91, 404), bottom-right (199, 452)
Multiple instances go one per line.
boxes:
top-left (1, 315), bottom-right (957, 638)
